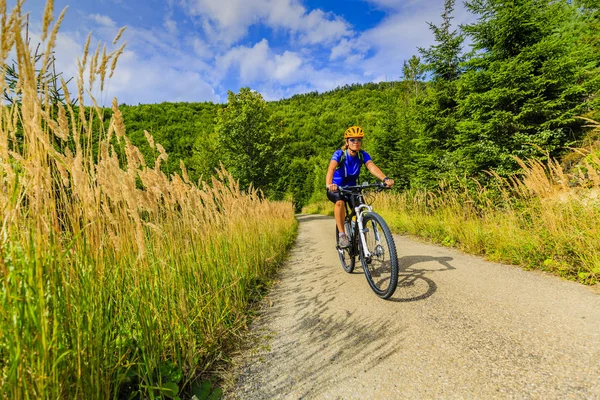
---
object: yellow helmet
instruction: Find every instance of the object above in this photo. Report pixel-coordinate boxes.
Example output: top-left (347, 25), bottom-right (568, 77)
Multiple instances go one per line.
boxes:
top-left (344, 126), bottom-right (364, 139)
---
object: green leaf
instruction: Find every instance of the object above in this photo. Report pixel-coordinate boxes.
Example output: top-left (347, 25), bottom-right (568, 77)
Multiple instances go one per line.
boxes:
top-left (158, 382), bottom-right (179, 398)
top-left (208, 388), bottom-right (223, 400)
top-left (191, 380), bottom-right (212, 400)
top-left (159, 361), bottom-right (183, 384)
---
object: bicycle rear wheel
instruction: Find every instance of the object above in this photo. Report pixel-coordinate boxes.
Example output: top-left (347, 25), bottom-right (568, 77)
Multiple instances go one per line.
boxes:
top-left (359, 212), bottom-right (398, 299)
top-left (336, 220), bottom-right (355, 273)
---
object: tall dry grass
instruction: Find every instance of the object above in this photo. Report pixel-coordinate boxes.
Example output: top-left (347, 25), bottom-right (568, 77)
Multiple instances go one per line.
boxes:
top-left (373, 144), bottom-right (600, 285)
top-left (0, 1), bottom-right (296, 398)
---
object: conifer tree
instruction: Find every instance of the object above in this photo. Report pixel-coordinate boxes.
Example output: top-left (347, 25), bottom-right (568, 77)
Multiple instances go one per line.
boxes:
top-left (454, 0), bottom-right (594, 177)
top-left (419, 0), bottom-right (464, 83)
top-left (412, 0), bottom-right (464, 186)
top-left (402, 55), bottom-right (426, 97)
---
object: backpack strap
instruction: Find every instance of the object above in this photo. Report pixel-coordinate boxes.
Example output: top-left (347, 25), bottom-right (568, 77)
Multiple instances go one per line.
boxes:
top-left (335, 150), bottom-right (365, 177)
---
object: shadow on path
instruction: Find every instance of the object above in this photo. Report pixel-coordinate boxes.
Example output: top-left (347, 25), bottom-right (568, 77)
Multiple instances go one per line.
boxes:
top-left (389, 255), bottom-right (455, 302)
top-left (249, 269), bottom-right (407, 399)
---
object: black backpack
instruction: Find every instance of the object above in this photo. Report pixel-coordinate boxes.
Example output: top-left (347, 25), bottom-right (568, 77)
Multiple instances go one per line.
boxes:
top-left (336, 149), bottom-right (366, 177)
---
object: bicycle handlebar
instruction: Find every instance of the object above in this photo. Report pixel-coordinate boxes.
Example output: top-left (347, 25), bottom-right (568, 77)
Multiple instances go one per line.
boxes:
top-left (337, 182), bottom-right (389, 193)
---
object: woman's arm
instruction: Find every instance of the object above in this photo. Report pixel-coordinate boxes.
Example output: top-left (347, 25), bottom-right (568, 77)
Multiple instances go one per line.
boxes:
top-left (365, 161), bottom-right (394, 187)
top-left (326, 160), bottom-right (338, 191)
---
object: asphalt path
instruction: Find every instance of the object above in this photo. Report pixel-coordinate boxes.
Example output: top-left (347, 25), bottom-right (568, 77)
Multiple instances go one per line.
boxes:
top-left (224, 214), bottom-right (600, 399)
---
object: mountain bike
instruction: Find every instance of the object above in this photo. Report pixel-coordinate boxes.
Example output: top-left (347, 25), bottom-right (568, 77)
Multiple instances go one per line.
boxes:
top-left (335, 182), bottom-right (399, 299)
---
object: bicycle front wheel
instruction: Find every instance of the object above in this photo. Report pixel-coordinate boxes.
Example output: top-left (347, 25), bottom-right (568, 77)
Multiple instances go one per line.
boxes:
top-left (359, 212), bottom-right (398, 299)
top-left (336, 220), bottom-right (355, 273)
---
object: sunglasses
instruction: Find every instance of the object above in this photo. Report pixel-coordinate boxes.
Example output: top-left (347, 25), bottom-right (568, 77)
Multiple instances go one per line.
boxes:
top-left (348, 138), bottom-right (363, 143)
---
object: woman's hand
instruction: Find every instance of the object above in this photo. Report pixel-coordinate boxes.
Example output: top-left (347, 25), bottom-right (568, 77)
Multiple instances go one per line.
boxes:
top-left (327, 183), bottom-right (338, 191)
top-left (384, 178), bottom-right (395, 187)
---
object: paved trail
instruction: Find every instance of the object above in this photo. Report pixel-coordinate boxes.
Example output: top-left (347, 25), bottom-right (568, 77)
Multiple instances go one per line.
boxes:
top-left (225, 214), bottom-right (600, 399)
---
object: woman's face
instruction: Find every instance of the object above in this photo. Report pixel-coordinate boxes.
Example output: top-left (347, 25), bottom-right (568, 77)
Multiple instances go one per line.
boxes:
top-left (347, 137), bottom-right (363, 151)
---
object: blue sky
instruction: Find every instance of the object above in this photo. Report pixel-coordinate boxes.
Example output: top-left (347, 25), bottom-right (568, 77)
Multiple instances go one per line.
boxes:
top-left (12, 0), bottom-right (476, 104)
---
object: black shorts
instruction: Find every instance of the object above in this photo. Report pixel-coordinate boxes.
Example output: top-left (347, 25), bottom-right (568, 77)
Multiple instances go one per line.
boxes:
top-left (326, 189), bottom-right (348, 204)
top-left (327, 189), bottom-right (365, 208)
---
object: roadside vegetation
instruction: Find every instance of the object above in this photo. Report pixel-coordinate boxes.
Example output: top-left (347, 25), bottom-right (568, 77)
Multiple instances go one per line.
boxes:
top-left (374, 153), bottom-right (600, 285)
top-left (0, 1), bottom-right (295, 398)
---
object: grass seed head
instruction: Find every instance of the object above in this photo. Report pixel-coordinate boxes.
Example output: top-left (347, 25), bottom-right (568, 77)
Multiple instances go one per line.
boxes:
top-left (40, 6), bottom-right (67, 76)
top-left (40, 0), bottom-right (53, 41)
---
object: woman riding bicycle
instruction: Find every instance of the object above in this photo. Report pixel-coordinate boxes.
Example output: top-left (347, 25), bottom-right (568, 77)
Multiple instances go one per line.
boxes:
top-left (325, 126), bottom-right (395, 248)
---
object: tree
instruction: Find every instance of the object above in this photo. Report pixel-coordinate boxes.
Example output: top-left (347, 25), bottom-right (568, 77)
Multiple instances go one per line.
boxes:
top-left (214, 88), bottom-right (280, 191)
top-left (453, 0), bottom-right (594, 177)
top-left (413, 0), bottom-right (465, 186)
top-left (419, 0), bottom-right (464, 83)
top-left (402, 55), bottom-right (426, 97)
top-left (562, 0), bottom-right (600, 120)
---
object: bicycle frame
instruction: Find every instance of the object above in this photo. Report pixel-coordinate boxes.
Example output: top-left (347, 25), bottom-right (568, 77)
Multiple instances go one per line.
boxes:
top-left (353, 203), bottom-right (373, 259)
top-left (340, 183), bottom-right (386, 259)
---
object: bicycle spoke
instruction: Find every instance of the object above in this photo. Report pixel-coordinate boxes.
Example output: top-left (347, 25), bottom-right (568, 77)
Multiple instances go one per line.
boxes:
top-left (336, 221), bottom-right (355, 273)
top-left (360, 212), bottom-right (398, 299)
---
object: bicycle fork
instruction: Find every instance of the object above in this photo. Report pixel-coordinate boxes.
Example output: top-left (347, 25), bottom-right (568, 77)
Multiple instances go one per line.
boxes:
top-left (355, 204), bottom-right (373, 259)
top-left (355, 205), bottom-right (386, 260)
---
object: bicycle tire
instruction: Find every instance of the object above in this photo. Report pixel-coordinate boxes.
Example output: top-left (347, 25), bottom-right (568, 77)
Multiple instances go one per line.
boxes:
top-left (336, 220), bottom-right (355, 273)
top-left (359, 212), bottom-right (399, 299)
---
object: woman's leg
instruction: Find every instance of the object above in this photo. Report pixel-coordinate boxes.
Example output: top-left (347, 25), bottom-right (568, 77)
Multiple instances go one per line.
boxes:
top-left (334, 199), bottom-right (346, 234)
top-left (327, 190), bottom-right (347, 235)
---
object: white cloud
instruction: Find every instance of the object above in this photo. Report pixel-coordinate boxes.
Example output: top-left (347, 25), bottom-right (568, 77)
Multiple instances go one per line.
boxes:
top-left (89, 14), bottom-right (116, 28)
top-left (217, 39), bottom-right (270, 83)
top-left (20, 30), bottom-right (82, 88)
top-left (9, 0), bottom-right (483, 107)
top-left (364, 0), bottom-right (424, 11)
top-left (256, 83), bottom-right (314, 101)
top-left (298, 9), bottom-right (349, 45)
top-left (255, 70), bottom-right (362, 100)
top-left (190, 37), bottom-right (212, 59)
top-left (105, 50), bottom-right (220, 104)
top-left (329, 37), bottom-right (369, 62)
top-left (356, 0), bottom-right (476, 80)
top-left (20, 16), bottom-right (220, 105)
top-left (330, 39), bottom-right (353, 61)
top-left (186, 0), bottom-right (257, 45)
top-left (83, 15), bottom-right (214, 76)
top-left (183, 0), bottom-right (352, 46)
top-left (274, 51), bottom-right (302, 81)
top-left (164, 16), bottom-right (178, 35)
top-left (302, 67), bottom-right (365, 93)
top-left (216, 39), bottom-right (304, 86)
top-left (265, 0), bottom-right (307, 28)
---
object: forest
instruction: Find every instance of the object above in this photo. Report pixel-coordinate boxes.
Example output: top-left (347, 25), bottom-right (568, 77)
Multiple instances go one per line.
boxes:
top-left (102, 0), bottom-right (600, 211)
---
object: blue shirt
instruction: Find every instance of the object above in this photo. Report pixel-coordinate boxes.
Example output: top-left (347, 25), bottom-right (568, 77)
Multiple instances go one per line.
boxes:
top-left (331, 149), bottom-right (372, 186)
